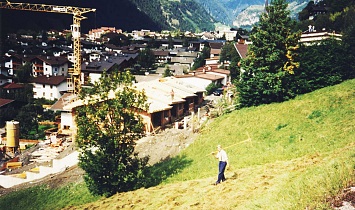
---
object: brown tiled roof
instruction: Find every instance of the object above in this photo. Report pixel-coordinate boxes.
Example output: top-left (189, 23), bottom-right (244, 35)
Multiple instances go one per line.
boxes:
top-left (153, 50), bottom-right (170, 56)
top-left (2, 83), bottom-right (24, 89)
top-left (31, 75), bottom-right (67, 85)
top-left (235, 44), bottom-right (248, 59)
top-left (0, 98), bottom-right (14, 107)
top-left (37, 56), bottom-right (69, 66)
top-left (13, 54), bottom-right (36, 62)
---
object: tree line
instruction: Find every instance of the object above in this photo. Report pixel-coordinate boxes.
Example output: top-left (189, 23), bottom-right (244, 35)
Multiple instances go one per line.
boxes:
top-left (218, 0), bottom-right (355, 108)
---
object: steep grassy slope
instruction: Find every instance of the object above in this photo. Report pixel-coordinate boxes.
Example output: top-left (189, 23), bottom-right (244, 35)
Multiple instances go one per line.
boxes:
top-left (73, 79), bottom-right (355, 209)
top-left (1, 79), bottom-right (354, 209)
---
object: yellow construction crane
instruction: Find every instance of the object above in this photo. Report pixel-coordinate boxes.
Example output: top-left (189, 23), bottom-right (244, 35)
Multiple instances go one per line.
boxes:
top-left (0, 0), bottom-right (96, 95)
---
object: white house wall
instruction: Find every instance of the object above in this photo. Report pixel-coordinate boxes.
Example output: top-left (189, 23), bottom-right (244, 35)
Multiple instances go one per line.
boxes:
top-left (43, 63), bottom-right (68, 76)
top-left (4, 60), bottom-right (13, 75)
top-left (88, 73), bottom-right (101, 84)
top-left (61, 111), bottom-right (74, 129)
top-left (33, 82), bottom-right (67, 100)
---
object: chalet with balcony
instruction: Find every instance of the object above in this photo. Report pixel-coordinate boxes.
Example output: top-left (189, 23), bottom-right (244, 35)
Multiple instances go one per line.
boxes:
top-left (31, 56), bottom-right (69, 77)
top-left (153, 50), bottom-right (171, 64)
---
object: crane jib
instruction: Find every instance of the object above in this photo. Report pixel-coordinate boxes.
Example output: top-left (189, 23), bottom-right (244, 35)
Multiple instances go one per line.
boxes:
top-left (0, 2), bottom-right (96, 15)
top-left (0, 0), bottom-right (96, 95)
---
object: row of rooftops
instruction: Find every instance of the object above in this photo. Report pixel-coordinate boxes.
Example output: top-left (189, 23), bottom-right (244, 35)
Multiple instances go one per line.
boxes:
top-left (50, 77), bottom-right (205, 114)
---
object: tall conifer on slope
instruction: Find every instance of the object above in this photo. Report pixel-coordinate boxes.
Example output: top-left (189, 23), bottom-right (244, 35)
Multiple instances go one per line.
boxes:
top-left (237, 0), bottom-right (300, 107)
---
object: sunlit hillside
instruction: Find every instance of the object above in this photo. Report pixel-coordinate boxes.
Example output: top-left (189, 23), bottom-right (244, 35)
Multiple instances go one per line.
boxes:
top-left (68, 79), bottom-right (355, 209)
top-left (1, 79), bottom-right (354, 210)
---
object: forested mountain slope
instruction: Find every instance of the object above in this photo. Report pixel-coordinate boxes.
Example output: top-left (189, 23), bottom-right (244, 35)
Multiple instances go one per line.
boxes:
top-left (0, 0), bottom-right (215, 34)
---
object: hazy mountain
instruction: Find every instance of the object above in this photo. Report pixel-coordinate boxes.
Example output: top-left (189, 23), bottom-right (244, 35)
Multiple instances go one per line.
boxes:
top-left (233, 1), bottom-right (310, 30)
top-left (194, 0), bottom-right (264, 26)
top-left (195, 0), bottom-right (310, 29)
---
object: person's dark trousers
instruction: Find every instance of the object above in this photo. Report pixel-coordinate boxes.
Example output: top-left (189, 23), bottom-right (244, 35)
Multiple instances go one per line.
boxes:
top-left (216, 161), bottom-right (227, 184)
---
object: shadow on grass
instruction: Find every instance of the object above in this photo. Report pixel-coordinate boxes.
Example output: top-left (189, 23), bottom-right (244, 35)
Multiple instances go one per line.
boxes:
top-left (141, 154), bottom-right (193, 188)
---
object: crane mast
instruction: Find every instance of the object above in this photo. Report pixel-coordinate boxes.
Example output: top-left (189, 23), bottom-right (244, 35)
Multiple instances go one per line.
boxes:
top-left (0, 0), bottom-right (96, 95)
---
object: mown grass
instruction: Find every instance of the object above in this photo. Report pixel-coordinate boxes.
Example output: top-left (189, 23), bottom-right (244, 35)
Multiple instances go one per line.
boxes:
top-left (0, 79), bottom-right (354, 210)
top-left (171, 79), bottom-right (355, 182)
top-left (0, 182), bottom-right (100, 210)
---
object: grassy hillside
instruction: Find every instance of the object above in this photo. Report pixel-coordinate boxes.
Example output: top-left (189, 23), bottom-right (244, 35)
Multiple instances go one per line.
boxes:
top-left (1, 79), bottom-right (355, 209)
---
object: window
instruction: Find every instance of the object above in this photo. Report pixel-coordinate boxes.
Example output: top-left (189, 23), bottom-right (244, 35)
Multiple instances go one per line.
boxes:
top-left (43, 84), bottom-right (45, 88)
top-left (50, 85), bottom-right (53, 89)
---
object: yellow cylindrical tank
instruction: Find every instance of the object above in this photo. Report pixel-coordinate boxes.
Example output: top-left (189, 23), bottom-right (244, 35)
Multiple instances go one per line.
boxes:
top-left (6, 121), bottom-right (20, 148)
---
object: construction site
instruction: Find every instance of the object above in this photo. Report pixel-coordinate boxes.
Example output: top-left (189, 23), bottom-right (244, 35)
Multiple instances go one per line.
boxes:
top-left (0, 120), bottom-right (79, 188)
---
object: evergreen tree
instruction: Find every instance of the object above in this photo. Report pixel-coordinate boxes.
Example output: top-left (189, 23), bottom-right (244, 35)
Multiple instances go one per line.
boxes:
top-left (192, 46), bottom-right (210, 70)
top-left (16, 62), bottom-right (32, 83)
top-left (219, 43), bottom-right (241, 80)
top-left (76, 70), bottom-right (149, 196)
top-left (137, 48), bottom-right (156, 71)
top-left (237, 0), bottom-right (300, 107)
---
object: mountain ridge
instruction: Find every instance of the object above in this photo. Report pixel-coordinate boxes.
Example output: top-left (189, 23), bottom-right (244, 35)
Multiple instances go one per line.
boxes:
top-left (0, 0), bottom-right (310, 36)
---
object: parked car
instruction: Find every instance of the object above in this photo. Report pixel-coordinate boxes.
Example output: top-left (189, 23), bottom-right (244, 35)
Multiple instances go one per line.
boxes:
top-left (213, 88), bottom-right (223, 96)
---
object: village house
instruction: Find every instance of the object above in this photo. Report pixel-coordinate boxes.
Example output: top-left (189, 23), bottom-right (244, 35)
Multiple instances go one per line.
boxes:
top-left (153, 50), bottom-right (171, 64)
top-left (0, 82), bottom-right (24, 96)
top-left (299, 28), bottom-right (342, 45)
top-left (174, 65), bottom-right (230, 90)
top-left (31, 55), bottom-right (69, 77)
top-left (4, 54), bottom-right (35, 76)
top-left (88, 27), bottom-right (122, 42)
top-left (50, 76), bottom-right (205, 135)
top-left (31, 75), bottom-right (68, 100)
top-left (0, 65), bottom-right (12, 85)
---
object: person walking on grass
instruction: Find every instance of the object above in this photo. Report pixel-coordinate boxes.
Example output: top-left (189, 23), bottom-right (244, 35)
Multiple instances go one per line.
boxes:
top-left (211, 144), bottom-right (228, 185)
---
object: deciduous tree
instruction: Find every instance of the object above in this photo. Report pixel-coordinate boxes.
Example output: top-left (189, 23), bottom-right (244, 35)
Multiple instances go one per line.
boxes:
top-left (76, 70), bottom-right (149, 196)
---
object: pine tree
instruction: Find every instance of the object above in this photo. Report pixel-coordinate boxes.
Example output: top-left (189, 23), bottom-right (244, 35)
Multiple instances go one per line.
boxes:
top-left (237, 0), bottom-right (300, 107)
top-left (76, 70), bottom-right (149, 196)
